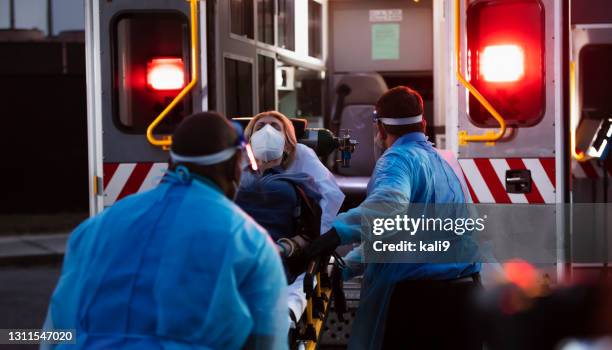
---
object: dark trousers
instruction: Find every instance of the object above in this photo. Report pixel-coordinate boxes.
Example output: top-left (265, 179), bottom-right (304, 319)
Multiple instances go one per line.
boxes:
top-left (382, 275), bottom-right (482, 350)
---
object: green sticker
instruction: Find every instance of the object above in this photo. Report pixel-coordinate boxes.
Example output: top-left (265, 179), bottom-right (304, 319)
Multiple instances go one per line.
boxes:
top-left (372, 23), bottom-right (400, 60)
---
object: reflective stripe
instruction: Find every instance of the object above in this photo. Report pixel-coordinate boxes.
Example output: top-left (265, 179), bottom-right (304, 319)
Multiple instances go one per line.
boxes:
top-left (138, 163), bottom-right (169, 193)
top-left (459, 158), bottom-right (556, 204)
top-left (104, 163), bottom-right (136, 206)
top-left (523, 158), bottom-right (556, 204)
top-left (489, 158), bottom-right (528, 204)
top-left (459, 159), bottom-right (495, 203)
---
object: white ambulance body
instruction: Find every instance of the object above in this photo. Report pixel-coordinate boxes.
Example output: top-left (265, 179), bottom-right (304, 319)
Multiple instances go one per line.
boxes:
top-left (85, 0), bottom-right (611, 294)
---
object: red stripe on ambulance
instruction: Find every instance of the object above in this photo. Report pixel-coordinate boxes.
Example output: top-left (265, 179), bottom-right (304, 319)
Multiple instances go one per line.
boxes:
top-left (459, 158), bottom-right (556, 204)
top-left (505, 158), bottom-right (545, 204)
top-left (473, 158), bottom-right (511, 203)
top-left (103, 162), bottom-right (169, 207)
top-left (103, 163), bottom-right (119, 189)
top-left (117, 163), bottom-right (154, 201)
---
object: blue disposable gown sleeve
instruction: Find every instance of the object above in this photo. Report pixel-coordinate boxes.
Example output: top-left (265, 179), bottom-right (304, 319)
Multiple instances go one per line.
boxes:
top-left (333, 152), bottom-right (413, 245)
top-left (241, 236), bottom-right (290, 350)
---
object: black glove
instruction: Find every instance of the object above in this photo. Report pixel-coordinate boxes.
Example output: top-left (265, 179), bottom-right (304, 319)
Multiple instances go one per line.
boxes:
top-left (304, 228), bottom-right (341, 261)
top-left (331, 263), bottom-right (347, 322)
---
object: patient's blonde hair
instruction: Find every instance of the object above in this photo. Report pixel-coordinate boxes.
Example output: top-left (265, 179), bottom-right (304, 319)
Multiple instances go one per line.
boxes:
top-left (245, 111), bottom-right (297, 169)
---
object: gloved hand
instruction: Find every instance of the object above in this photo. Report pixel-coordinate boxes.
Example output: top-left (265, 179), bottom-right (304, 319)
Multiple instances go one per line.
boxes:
top-left (304, 228), bottom-right (341, 261)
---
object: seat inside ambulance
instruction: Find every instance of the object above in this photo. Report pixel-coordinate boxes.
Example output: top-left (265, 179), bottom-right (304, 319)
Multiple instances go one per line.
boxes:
top-left (330, 73), bottom-right (388, 208)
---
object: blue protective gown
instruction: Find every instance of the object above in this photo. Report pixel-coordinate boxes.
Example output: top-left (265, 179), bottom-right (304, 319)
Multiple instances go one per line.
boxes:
top-left (43, 170), bottom-right (289, 350)
top-left (334, 132), bottom-right (481, 350)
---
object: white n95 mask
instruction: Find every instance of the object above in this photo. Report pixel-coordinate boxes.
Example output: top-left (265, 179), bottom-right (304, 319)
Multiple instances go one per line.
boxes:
top-left (250, 124), bottom-right (286, 162)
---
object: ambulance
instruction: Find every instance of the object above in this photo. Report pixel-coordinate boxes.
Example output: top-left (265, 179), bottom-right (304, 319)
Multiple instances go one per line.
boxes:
top-left (84, 0), bottom-right (612, 347)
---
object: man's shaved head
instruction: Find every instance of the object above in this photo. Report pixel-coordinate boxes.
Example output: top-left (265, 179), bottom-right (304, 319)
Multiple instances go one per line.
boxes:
top-left (170, 112), bottom-right (242, 198)
top-left (172, 112), bottom-right (238, 157)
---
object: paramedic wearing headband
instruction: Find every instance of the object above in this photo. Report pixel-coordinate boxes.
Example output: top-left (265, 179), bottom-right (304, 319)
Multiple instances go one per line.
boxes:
top-left (304, 87), bottom-right (481, 350)
top-left (43, 112), bottom-right (288, 350)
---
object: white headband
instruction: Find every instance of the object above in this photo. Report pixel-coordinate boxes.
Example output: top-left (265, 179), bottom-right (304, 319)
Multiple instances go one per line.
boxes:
top-left (170, 147), bottom-right (239, 166)
top-left (377, 115), bottom-right (423, 125)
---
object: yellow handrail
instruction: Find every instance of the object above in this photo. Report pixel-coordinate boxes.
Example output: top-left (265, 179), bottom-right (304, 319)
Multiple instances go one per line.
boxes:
top-left (569, 61), bottom-right (585, 161)
top-left (146, 0), bottom-right (199, 149)
top-left (455, 0), bottom-right (507, 145)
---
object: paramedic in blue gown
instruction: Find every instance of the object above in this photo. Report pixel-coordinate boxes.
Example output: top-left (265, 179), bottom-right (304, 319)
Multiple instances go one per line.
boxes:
top-left (305, 87), bottom-right (482, 350)
top-left (42, 112), bottom-right (289, 350)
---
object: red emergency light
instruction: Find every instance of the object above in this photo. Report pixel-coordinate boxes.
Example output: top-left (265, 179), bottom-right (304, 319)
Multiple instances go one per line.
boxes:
top-left (480, 44), bottom-right (525, 83)
top-left (467, 0), bottom-right (545, 127)
top-left (147, 57), bottom-right (185, 91)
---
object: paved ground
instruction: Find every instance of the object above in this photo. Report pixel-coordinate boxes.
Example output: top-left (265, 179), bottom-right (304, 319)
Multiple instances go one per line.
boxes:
top-left (0, 233), bottom-right (66, 349)
top-left (0, 262), bottom-right (62, 350)
top-left (0, 234), bottom-right (68, 265)
top-left (0, 213), bottom-right (86, 236)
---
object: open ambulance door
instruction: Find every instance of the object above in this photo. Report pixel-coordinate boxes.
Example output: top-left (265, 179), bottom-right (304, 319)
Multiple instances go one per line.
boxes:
top-left (85, 0), bottom-right (208, 215)
top-left (435, 0), bottom-right (566, 281)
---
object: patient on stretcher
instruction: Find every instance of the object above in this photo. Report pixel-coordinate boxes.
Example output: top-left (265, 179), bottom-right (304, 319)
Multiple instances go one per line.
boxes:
top-left (236, 112), bottom-right (322, 283)
top-left (236, 111), bottom-right (338, 326)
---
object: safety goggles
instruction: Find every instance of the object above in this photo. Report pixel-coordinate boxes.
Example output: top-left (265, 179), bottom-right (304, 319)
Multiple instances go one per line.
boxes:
top-left (170, 121), bottom-right (258, 171)
top-left (372, 110), bottom-right (423, 125)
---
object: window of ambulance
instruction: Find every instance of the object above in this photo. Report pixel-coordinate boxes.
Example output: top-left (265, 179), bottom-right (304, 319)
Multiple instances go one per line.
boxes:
top-left (225, 57), bottom-right (254, 118)
top-left (258, 54), bottom-right (276, 112)
top-left (230, 0), bottom-right (254, 39)
top-left (278, 0), bottom-right (295, 51)
top-left (577, 44), bottom-right (612, 158)
top-left (257, 0), bottom-right (274, 45)
top-left (308, 0), bottom-right (322, 59)
top-left (112, 12), bottom-right (192, 134)
top-left (579, 44), bottom-right (612, 119)
top-left (278, 67), bottom-right (323, 126)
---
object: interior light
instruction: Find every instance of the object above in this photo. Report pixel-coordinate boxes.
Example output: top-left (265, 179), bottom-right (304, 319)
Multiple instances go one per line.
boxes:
top-left (147, 58), bottom-right (185, 91)
top-left (586, 119), bottom-right (612, 158)
top-left (480, 45), bottom-right (525, 82)
top-left (587, 139), bottom-right (608, 158)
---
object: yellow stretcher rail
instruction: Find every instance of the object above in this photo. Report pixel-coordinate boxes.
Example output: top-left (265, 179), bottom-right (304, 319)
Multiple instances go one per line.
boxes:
top-left (305, 272), bottom-right (332, 350)
top-left (455, 0), bottom-right (507, 146)
top-left (146, 0), bottom-right (199, 149)
top-left (569, 61), bottom-right (585, 161)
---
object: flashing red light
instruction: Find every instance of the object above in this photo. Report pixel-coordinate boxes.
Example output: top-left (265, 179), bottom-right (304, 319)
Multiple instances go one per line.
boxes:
top-left (147, 58), bottom-right (185, 91)
top-left (481, 44), bottom-right (525, 82)
top-left (467, 0), bottom-right (545, 127)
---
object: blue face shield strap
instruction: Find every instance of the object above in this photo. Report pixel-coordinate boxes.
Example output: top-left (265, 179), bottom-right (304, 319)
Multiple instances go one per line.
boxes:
top-left (372, 110), bottom-right (423, 125)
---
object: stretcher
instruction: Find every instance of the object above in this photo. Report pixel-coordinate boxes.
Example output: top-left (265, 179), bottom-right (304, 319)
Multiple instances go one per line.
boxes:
top-left (291, 256), bottom-right (345, 350)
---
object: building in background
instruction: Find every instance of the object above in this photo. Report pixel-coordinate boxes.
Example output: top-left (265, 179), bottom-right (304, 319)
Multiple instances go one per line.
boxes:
top-left (0, 0), bottom-right (84, 36)
top-left (0, 0), bottom-right (87, 222)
